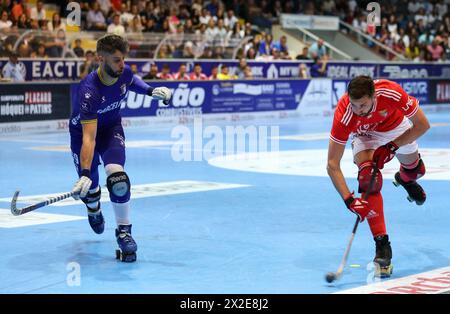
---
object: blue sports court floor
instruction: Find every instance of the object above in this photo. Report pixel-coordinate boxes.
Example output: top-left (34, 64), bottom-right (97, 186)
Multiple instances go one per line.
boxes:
top-left (1, 108), bottom-right (450, 294)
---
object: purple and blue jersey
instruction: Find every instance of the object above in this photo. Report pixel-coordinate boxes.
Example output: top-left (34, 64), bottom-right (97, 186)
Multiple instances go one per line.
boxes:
top-left (70, 65), bottom-right (151, 130)
top-left (69, 65), bottom-right (152, 185)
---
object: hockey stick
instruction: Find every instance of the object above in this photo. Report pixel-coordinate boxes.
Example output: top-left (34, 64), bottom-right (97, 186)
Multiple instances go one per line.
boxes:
top-left (325, 164), bottom-right (379, 283)
top-left (11, 190), bottom-right (76, 216)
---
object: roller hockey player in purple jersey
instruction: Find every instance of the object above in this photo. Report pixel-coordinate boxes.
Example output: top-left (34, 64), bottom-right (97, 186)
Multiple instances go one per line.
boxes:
top-left (70, 34), bottom-right (171, 262)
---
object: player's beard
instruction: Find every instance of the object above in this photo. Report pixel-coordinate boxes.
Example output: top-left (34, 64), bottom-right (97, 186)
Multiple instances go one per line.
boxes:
top-left (104, 62), bottom-right (122, 78)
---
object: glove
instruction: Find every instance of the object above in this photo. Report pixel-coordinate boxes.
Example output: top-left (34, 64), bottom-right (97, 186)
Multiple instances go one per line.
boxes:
top-left (344, 193), bottom-right (371, 222)
top-left (151, 87), bottom-right (172, 105)
top-left (372, 141), bottom-right (399, 169)
top-left (72, 169), bottom-right (92, 200)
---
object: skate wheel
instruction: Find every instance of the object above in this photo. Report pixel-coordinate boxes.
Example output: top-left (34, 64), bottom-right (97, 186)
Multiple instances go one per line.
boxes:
top-left (122, 252), bottom-right (137, 263)
top-left (115, 249), bottom-right (121, 260)
top-left (407, 196), bottom-right (414, 203)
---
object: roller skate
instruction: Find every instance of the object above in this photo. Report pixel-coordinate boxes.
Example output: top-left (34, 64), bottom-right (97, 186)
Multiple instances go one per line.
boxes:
top-left (115, 224), bottom-right (137, 262)
top-left (87, 205), bottom-right (105, 234)
top-left (393, 172), bottom-right (426, 205)
top-left (373, 235), bottom-right (393, 278)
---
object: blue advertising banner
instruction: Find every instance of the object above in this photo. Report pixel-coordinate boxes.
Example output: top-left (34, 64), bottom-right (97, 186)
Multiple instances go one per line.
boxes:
top-left (331, 78), bottom-right (430, 107)
top-left (70, 79), bottom-right (313, 118)
top-left (2, 58), bottom-right (450, 81)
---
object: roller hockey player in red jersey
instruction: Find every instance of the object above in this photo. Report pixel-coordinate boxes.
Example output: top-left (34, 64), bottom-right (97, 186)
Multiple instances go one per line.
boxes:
top-left (327, 76), bottom-right (430, 277)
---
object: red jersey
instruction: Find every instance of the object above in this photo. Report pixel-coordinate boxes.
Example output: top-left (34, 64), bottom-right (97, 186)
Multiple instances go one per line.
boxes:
top-left (330, 79), bottom-right (419, 145)
top-left (189, 73), bottom-right (208, 80)
top-left (172, 72), bottom-right (190, 80)
top-left (156, 72), bottom-right (174, 80)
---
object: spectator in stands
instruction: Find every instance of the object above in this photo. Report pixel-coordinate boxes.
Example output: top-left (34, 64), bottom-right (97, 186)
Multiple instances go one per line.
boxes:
top-left (34, 43), bottom-right (49, 58)
top-left (143, 63), bottom-right (159, 80)
top-left (11, 0), bottom-right (24, 22)
top-left (46, 28), bottom-right (66, 57)
top-left (72, 39), bottom-right (85, 58)
top-left (2, 51), bottom-right (25, 82)
top-left (224, 10), bottom-right (238, 30)
top-left (79, 50), bottom-right (98, 79)
top-left (158, 43), bottom-right (174, 59)
top-left (130, 64), bottom-right (142, 79)
top-left (309, 38), bottom-right (327, 59)
top-left (87, 2), bottom-right (107, 31)
top-left (218, 64), bottom-right (237, 80)
top-left (30, 1), bottom-right (46, 21)
top-left (243, 65), bottom-right (253, 79)
top-left (322, 0), bottom-right (336, 16)
top-left (17, 13), bottom-right (29, 29)
top-left (173, 64), bottom-right (190, 80)
top-left (182, 41), bottom-right (195, 58)
top-left (216, 19), bottom-right (228, 45)
top-left (206, 18), bottom-right (218, 44)
top-left (246, 47), bottom-right (256, 59)
top-left (405, 38), bottom-right (421, 61)
top-left (235, 58), bottom-right (248, 79)
top-left (98, 0), bottom-right (112, 17)
top-left (0, 10), bottom-right (12, 30)
top-left (296, 47), bottom-right (310, 60)
top-left (209, 64), bottom-right (219, 80)
top-left (157, 63), bottom-right (174, 80)
top-left (120, 3), bottom-right (134, 28)
top-left (227, 22), bottom-right (245, 41)
top-left (189, 63), bottom-right (208, 80)
top-left (298, 63), bottom-right (309, 79)
top-left (276, 36), bottom-right (291, 59)
top-left (259, 34), bottom-right (274, 56)
top-left (206, 0), bottom-right (220, 17)
top-left (427, 39), bottom-right (444, 61)
top-left (48, 13), bottom-right (66, 32)
top-left (107, 14), bottom-right (125, 36)
top-left (168, 8), bottom-right (180, 34)
top-left (310, 56), bottom-right (327, 78)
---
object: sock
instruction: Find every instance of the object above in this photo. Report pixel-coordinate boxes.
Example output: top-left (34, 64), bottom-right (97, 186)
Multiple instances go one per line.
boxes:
top-left (112, 201), bottom-right (130, 226)
top-left (400, 157), bottom-right (425, 183)
top-left (364, 192), bottom-right (387, 237)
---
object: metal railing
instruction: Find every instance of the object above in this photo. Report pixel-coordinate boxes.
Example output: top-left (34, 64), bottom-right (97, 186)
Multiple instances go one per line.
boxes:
top-left (339, 20), bottom-right (406, 61)
top-left (285, 22), bottom-right (353, 60)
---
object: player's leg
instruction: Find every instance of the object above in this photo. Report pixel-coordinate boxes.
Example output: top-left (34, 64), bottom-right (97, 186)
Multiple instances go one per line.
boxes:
top-left (98, 125), bottom-right (137, 262)
top-left (394, 149), bottom-right (426, 205)
top-left (353, 141), bottom-right (393, 277)
top-left (70, 131), bottom-right (104, 234)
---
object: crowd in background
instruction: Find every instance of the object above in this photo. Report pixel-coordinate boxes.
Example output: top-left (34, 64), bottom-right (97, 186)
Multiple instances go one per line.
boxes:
top-left (1, 0), bottom-right (450, 82)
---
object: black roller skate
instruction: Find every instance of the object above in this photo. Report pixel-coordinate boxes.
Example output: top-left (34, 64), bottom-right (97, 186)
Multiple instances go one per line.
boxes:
top-left (373, 235), bottom-right (393, 278)
top-left (393, 172), bottom-right (426, 205)
top-left (115, 224), bottom-right (137, 262)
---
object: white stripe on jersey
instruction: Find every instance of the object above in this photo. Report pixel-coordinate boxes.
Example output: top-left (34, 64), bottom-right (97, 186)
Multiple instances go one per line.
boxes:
top-left (375, 89), bottom-right (401, 101)
top-left (375, 91), bottom-right (401, 102)
top-left (376, 88), bottom-right (402, 98)
top-left (405, 103), bottom-right (419, 118)
top-left (340, 103), bottom-right (353, 126)
top-left (330, 134), bottom-right (347, 145)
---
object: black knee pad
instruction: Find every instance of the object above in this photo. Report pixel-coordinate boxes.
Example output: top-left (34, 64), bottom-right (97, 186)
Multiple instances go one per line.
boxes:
top-left (106, 171), bottom-right (131, 203)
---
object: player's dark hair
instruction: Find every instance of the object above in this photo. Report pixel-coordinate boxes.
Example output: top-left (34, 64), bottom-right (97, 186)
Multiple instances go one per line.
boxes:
top-left (348, 76), bottom-right (375, 100)
top-left (96, 34), bottom-right (128, 55)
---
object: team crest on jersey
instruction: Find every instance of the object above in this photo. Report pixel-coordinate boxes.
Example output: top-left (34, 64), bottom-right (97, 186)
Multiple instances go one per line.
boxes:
top-left (378, 110), bottom-right (388, 117)
top-left (120, 84), bottom-right (127, 95)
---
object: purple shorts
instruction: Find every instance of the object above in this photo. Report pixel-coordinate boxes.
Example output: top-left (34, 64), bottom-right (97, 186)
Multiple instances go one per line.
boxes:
top-left (70, 123), bottom-right (126, 188)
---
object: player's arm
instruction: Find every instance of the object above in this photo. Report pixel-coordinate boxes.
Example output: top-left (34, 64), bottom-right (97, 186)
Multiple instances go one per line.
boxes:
top-left (327, 140), bottom-right (352, 200)
top-left (391, 107), bottom-right (430, 147)
top-left (80, 120), bottom-right (97, 172)
top-left (129, 74), bottom-right (171, 104)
